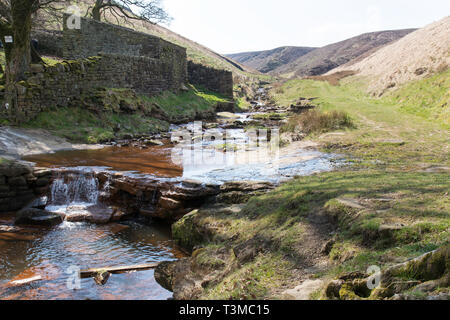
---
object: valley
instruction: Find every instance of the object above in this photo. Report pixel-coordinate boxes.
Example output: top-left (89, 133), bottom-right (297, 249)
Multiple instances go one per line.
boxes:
top-left (0, 1), bottom-right (448, 302)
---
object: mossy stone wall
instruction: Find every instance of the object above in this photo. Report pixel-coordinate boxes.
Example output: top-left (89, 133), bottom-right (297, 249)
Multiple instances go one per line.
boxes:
top-left (3, 53), bottom-right (186, 123)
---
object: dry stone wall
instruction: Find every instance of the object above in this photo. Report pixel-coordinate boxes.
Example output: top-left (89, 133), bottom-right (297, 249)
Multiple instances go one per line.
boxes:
top-left (5, 53), bottom-right (186, 123)
top-left (62, 15), bottom-right (186, 62)
top-left (187, 61), bottom-right (233, 98)
top-left (32, 30), bottom-right (64, 57)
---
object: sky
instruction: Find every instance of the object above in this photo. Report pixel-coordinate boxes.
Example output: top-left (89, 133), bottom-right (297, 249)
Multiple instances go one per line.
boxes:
top-left (162, 0), bottom-right (450, 54)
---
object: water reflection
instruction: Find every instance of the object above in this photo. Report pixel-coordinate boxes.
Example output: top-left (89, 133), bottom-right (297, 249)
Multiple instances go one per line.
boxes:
top-left (0, 220), bottom-right (184, 300)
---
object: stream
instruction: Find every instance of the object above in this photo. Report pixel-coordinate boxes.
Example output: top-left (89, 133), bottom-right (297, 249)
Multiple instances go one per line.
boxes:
top-left (0, 113), bottom-right (343, 300)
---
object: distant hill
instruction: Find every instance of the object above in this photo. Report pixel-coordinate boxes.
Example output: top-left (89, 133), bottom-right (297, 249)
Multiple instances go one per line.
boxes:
top-left (271, 29), bottom-right (416, 77)
top-left (226, 46), bottom-right (316, 73)
top-left (328, 16), bottom-right (450, 96)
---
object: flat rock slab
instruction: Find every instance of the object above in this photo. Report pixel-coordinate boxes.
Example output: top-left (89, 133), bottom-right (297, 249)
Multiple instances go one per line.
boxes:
top-left (336, 198), bottom-right (365, 210)
top-left (283, 279), bottom-right (325, 300)
top-left (217, 112), bottom-right (240, 119)
top-left (0, 127), bottom-right (104, 157)
top-left (65, 205), bottom-right (114, 224)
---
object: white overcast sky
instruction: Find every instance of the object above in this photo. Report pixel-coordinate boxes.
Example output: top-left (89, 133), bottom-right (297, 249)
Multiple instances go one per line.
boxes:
top-left (162, 0), bottom-right (450, 54)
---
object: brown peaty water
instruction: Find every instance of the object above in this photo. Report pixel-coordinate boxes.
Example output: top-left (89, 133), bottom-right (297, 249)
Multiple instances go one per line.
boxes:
top-left (23, 146), bottom-right (183, 178)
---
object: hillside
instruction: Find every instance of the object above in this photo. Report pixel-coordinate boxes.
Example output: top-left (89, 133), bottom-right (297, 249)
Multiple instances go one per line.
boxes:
top-left (117, 18), bottom-right (253, 75)
top-left (272, 29), bottom-right (415, 77)
top-left (226, 46), bottom-right (316, 73)
top-left (329, 16), bottom-right (450, 96)
top-left (36, 0), bottom-right (253, 76)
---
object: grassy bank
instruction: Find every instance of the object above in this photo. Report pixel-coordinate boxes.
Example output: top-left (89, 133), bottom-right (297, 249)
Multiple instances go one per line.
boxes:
top-left (21, 85), bottom-right (227, 143)
top-left (272, 73), bottom-right (449, 168)
top-left (171, 73), bottom-right (449, 300)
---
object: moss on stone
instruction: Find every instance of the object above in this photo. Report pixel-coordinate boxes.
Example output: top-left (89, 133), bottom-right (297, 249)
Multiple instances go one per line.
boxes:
top-left (172, 210), bottom-right (205, 253)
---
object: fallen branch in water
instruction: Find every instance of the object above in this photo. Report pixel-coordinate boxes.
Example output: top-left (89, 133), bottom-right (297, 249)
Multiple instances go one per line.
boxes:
top-left (80, 263), bottom-right (160, 279)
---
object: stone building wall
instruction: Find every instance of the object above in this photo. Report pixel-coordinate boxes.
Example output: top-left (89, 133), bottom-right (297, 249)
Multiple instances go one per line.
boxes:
top-left (187, 61), bottom-right (233, 98)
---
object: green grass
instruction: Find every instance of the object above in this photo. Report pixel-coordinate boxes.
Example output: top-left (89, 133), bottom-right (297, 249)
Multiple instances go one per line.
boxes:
top-left (23, 85), bottom-right (226, 143)
top-left (384, 69), bottom-right (450, 123)
top-left (235, 96), bottom-right (252, 111)
top-left (271, 76), bottom-right (450, 168)
top-left (281, 109), bottom-right (354, 135)
top-left (142, 85), bottom-right (228, 121)
top-left (185, 169), bottom-right (449, 299)
top-left (24, 105), bottom-right (168, 143)
top-left (203, 253), bottom-right (293, 300)
top-left (252, 112), bottom-right (288, 120)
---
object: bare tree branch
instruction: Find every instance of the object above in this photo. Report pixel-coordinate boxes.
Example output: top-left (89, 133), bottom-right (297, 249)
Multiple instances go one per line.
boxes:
top-left (90, 0), bottom-right (172, 25)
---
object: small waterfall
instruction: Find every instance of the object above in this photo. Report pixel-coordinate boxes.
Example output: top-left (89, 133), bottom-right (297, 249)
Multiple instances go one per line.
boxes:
top-left (99, 174), bottom-right (112, 200)
top-left (50, 172), bottom-right (100, 206)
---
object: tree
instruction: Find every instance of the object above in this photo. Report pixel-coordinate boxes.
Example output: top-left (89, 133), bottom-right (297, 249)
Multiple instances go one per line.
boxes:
top-left (0, 0), bottom-right (66, 83)
top-left (89, 0), bottom-right (171, 25)
top-left (0, 0), bottom-right (68, 121)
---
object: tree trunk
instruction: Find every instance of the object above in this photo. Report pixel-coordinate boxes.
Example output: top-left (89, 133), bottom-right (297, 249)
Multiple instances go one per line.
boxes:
top-left (92, 0), bottom-right (103, 21)
top-left (7, 0), bottom-right (35, 83)
top-left (3, 0), bottom-right (36, 124)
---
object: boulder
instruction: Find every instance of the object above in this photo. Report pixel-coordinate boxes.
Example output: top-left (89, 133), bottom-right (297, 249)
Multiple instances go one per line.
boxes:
top-left (159, 197), bottom-right (183, 210)
top-left (35, 177), bottom-right (50, 187)
top-left (8, 176), bottom-right (27, 187)
top-left (172, 210), bottom-right (204, 252)
top-left (29, 196), bottom-right (48, 210)
top-left (15, 208), bottom-right (63, 226)
top-left (110, 207), bottom-right (131, 222)
top-left (0, 162), bottom-right (32, 177)
top-left (326, 246), bottom-right (450, 300)
top-left (154, 261), bottom-right (177, 292)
